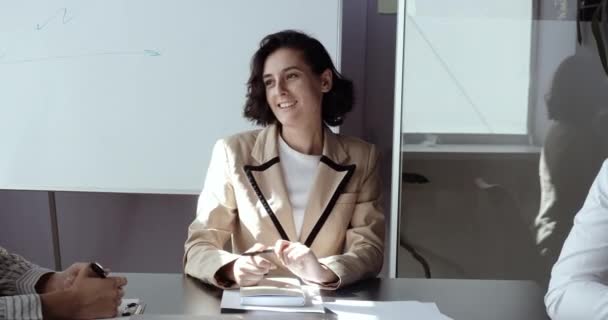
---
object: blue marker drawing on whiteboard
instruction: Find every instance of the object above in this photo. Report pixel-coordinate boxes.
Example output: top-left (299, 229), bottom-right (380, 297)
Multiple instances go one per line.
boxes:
top-left (144, 50), bottom-right (161, 56)
top-left (0, 50), bottom-right (161, 65)
top-left (36, 8), bottom-right (74, 30)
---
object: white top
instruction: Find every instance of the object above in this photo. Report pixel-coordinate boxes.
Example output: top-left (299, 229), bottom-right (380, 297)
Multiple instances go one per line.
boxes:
top-left (278, 136), bottom-right (321, 239)
top-left (546, 160), bottom-right (608, 320)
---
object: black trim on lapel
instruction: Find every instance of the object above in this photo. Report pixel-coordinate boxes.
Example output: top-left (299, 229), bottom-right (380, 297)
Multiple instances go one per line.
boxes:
top-left (304, 156), bottom-right (356, 247)
top-left (243, 157), bottom-right (291, 241)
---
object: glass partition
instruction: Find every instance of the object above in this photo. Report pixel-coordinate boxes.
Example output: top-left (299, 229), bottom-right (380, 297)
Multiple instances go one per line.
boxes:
top-left (391, 0), bottom-right (608, 287)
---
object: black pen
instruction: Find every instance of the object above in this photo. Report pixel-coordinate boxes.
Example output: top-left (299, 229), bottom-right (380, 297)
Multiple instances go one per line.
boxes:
top-left (241, 249), bottom-right (274, 256)
top-left (89, 262), bottom-right (107, 278)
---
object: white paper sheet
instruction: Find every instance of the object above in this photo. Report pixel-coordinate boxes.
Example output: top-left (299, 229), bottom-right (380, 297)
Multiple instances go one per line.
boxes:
top-left (324, 300), bottom-right (453, 320)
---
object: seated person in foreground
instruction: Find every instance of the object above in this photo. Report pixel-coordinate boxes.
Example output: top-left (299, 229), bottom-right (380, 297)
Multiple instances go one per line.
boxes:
top-left (546, 159), bottom-right (608, 319)
top-left (0, 246), bottom-right (127, 319)
top-left (183, 30), bottom-right (385, 290)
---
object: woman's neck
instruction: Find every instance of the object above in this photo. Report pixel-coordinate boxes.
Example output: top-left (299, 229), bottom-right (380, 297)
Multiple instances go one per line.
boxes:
top-left (280, 124), bottom-right (324, 155)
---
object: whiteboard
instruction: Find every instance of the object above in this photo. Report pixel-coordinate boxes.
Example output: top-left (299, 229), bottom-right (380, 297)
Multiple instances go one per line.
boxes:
top-left (0, 0), bottom-right (342, 194)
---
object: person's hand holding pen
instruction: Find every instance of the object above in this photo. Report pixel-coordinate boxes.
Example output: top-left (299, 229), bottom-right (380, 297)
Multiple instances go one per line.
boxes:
top-left (219, 243), bottom-right (277, 287)
top-left (274, 240), bottom-right (338, 285)
top-left (39, 262), bottom-right (128, 319)
top-left (37, 262), bottom-right (88, 293)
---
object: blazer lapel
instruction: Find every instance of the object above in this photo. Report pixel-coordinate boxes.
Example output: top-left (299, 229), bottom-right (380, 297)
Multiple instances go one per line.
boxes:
top-left (245, 124), bottom-right (297, 242)
top-left (299, 128), bottom-right (355, 247)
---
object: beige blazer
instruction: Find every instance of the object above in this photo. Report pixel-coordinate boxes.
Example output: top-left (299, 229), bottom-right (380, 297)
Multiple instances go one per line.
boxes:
top-left (183, 124), bottom-right (384, 289)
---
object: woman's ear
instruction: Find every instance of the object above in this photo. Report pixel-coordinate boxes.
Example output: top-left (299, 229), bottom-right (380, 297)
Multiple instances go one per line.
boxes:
top-left (320, 69), bottom-right (333, 93)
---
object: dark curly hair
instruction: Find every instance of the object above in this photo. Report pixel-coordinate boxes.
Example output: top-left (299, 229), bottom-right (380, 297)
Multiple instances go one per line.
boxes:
top-left (243, 30), bottom-right (354, 127)
top-left (546, 54), bottom-right (608, 122)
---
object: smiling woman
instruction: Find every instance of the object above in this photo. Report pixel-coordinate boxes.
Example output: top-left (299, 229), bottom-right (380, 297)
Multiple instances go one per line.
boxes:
top-left (243, 31), bottom-right (354, 129)
top-left (184, 30), bottom-right (385, 290)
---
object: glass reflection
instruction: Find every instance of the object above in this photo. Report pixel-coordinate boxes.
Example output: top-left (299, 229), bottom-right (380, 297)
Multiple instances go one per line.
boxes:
top-left (396, 0), bottom-right (608, 290)
top-left (535, 53), bottom-right (608, 284)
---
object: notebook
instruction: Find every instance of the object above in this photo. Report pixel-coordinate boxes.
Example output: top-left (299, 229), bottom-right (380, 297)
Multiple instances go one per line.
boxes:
top-left (239, 277), bottom-right (306, 307)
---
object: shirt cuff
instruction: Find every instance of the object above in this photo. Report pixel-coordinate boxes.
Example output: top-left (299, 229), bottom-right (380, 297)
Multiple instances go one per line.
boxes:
top-left (212, 260), bottom-right (240, 289)
top-left (16, 268), bottom-right (54, 295)
top-left (0, 294), bottom-right (43, 320)
top-left (300, 264), bottom-right (341, 290)
top-left (213, 272), bottom-right (237, 289)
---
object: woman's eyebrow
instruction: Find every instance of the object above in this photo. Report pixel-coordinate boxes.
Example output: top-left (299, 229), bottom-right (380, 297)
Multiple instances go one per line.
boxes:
top-left (282, 66), bottom-right (300, 72)
top-left (263, 66), bottom-right (301, 78)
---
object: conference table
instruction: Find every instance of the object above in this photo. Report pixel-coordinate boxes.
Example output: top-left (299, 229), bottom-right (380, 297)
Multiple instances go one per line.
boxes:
top-left (120, 273), bottom-right (549, 319)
